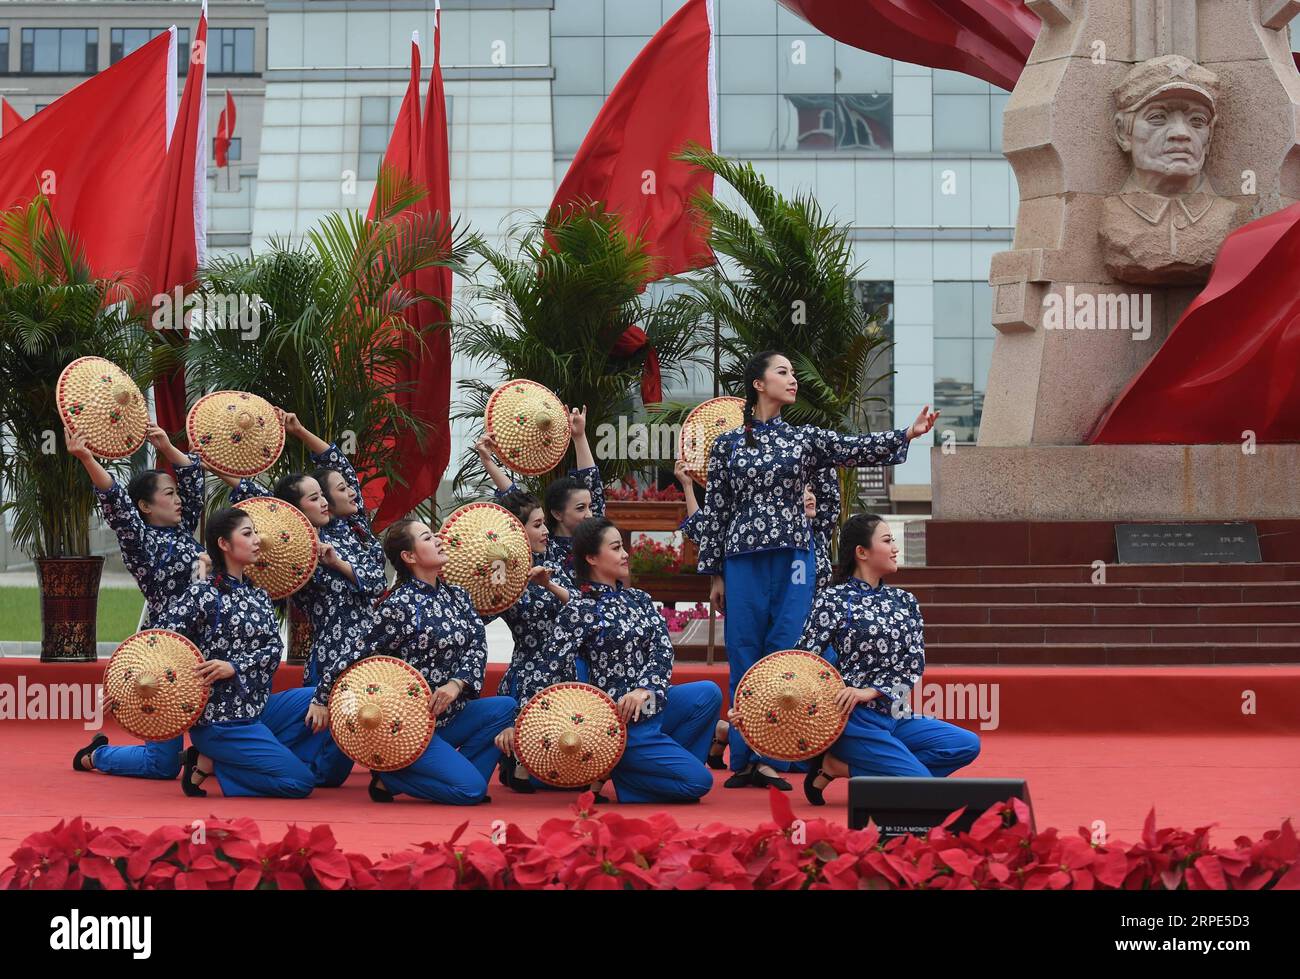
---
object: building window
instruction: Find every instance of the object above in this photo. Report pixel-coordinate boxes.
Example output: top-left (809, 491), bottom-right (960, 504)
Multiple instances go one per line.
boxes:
top-left (856, 281), bottom-right (895, 433)
top-left (719, 35), bottom-right (894, 153)
top-left (20, 28), bottom-right (98, 75)
top-left (215, 136), bottom-right (242, 163)
top-left (210, 28), bottom-right (254, 75)
top-left (359, 95), bottom-right (401, 181)
top-left (110, 28), bottom-right (190, 73)
top-left (0, 29), bottom-right (9, 74)
top-left (931, 70), bottom-right (1008, 152)
top-left (933, 281), bottom-right (996, 443)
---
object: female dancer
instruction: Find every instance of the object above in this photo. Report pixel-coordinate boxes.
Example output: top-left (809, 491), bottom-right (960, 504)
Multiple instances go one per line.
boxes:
top-left (160, 508), bottom-right (338, 798)
top-left (480, 481), bottom-right (574, 792)
top-left (794, 513), bottom-right (981, 804)
top-left (497, 517), bottom-right (719, 804)
top-left (694, 350), bottom-right (937, 790)
top-left (312, 519), bottom-right (517, 805)
top-left (216, 413), bottom-right (385, 765)
top-left (480, 406), bottom-right (604, 571)
top-left (68, 423), bottom-right (208, 780)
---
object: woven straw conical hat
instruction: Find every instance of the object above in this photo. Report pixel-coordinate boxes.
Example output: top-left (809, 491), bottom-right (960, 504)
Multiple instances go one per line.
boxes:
top-left (186, 391), bottom-right (284, 477)
top-left (438, 502), bottom-right (530, 616)
top-left (514, 682), bottom-right (626, 788)
top-left (57, 357), bottom-right (149, 459)
top-left (484, 379), bottom-right (571, 476)
top-left (328, 656), bottom-right (435, 772)
top-left (679, 397), bottom-right (745, 486)
top-left (732, 650), bottom-right (848, 762)
top-left (103, 630), bottom-right (210, 741)
top-left (232, 497), bottom-right (319, 600)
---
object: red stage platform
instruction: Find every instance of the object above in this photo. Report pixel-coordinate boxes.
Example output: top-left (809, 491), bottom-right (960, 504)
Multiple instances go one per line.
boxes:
top-left (2, 659), bottom-right (1297, 854)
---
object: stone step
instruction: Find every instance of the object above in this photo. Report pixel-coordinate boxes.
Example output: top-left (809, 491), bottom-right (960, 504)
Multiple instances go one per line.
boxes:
top-left (925, 643), bottom-right (1300, 666)
top-left (922, 601), bottom-right (1300, 625)
top-left (904, 581), bottom-right (1300, 605)
top-left (891, 563), bottom-right (1300, 585)
top-left (925, 622), bottom-right (1300, 644)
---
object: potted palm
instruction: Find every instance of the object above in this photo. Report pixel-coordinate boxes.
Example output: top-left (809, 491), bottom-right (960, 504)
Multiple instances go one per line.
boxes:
top-left (451, 202), bottom-right (707, 499)
top-left (0, 195), bottom-right (151, 661)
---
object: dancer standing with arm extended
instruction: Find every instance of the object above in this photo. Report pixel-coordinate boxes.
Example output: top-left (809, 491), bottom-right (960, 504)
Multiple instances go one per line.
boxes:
top-left (694, 351), bottom-right (937, 790)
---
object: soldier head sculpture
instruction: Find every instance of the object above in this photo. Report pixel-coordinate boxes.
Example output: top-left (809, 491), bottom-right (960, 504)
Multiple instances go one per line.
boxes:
top-left (1100, 55), bottom-right (1242, 284)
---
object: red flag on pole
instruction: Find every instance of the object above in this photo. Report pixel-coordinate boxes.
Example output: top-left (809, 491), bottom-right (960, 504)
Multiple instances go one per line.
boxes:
top-left (364, 8), bottom-right (455, 531)
top-left (214, 90), bottom-right (236, 167)
top-left (550, 0), bottom-right (717, 405)
top-left (0, 33), bottom-right (172, 278)
top-left (137, 8), bottom-right (208, 440)
top-left (0, 98), bottom-right (23, 139)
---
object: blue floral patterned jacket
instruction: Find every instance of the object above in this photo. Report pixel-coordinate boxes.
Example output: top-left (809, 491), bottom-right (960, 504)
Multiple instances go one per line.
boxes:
top-left (795, 577), bottom-right (925, 717)
top-left (490, 552), bottom-right (576, 699)
top-left (694, 416), bottom-right (908, 576)
top-left (229, 444), bottom-right (387, 692)
top-left (154, 575), bottom-right (283, 726)
top-left (315, 577), bottom-right (488, 724)
top-left (95, 454), bottom-right (206, 627)
top-left (520, 581), bottom-right (673, 721)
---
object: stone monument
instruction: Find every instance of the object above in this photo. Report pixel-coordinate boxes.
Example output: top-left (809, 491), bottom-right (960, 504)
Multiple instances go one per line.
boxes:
top-left (931, 0), bottom-right (1300, 524)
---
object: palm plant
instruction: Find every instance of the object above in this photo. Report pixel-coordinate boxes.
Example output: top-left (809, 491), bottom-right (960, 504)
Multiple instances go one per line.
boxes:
top-left (451, 202), bottom-right (708, 497)
top-left (0, 194), bottom-right (151, 558)
top-left (662, 145), bottom-right (895, 525)
top-left (174, 167), bottom-right (479, 517)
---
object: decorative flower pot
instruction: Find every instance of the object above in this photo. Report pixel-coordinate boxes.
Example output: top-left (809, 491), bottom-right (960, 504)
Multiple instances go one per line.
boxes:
top-left (36, 556), bottom-right (105, 663)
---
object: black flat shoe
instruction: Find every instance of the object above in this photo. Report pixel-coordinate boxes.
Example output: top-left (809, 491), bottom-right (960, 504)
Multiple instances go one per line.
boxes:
top-left (706, 734), bottom-right (728, 770)
top-left (723, 767), bottom-right (755, 789)
top-left (73, 734), bottom-right (108, 772)
top-left (368, 771), bottom-right (393, 803)
top-left (504, 757), bottom-right (535, 794)
top-left (181, 746), bottom-right (211, 798)
top-left (751, 768), bottom-right (793, 792)
top-left (803, 753), bottom-right (833, 806)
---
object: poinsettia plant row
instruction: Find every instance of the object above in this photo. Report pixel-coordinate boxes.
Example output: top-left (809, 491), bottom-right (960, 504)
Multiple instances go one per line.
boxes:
top-left (4, 791), bottom-right (1298, 890)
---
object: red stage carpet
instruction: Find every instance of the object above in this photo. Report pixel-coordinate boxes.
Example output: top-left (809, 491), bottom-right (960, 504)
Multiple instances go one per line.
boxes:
top-left (2, 660), bottom-right (1297, 854)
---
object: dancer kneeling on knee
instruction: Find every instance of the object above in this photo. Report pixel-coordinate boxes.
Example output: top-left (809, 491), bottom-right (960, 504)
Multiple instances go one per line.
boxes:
top-left (310, 519), bottom-right (516, 805)
top-left (787, 513), bottom-right (980, 805)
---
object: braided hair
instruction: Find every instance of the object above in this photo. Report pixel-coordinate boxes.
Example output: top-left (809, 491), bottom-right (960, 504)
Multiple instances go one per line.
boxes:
top-left (742, 350), bottom-right (783, 447)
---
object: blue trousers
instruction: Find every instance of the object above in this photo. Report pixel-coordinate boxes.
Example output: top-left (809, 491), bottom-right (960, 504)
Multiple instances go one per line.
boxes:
top-left (609, 712), bottom-right (714, 804)
top-left (831, 706), bottom-right (981, 777)
top-left (377, 696), bottom-right (516, 805)
top-left (268, 686), bottom-right (355, 788)
top-left (659, 680), bottom-right (723, 764)
top-left (189, 687), bottom-right (342, 798)
top-left (92, 735), bottom-right (183, 780)
top-left (723, 546), bottom-right (815, 772)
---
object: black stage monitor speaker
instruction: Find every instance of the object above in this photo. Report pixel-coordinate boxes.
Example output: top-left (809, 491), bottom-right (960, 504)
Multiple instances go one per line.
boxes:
top-left (847, 778), bottom-right (1034, 838)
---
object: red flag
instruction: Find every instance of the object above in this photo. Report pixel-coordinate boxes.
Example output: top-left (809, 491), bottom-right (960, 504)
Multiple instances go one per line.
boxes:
top-left (214, 90), bottom-right (236, 167)
top-left (551, 0), bottom-right (717, 405)
top-left (1089, 203), bottom-right (1300, 444)
top-left (0, 33), bottom-right (173, 279)
top-left (0, 99), bottom-right (23, 138)
top-left (552, 0), bottom-right (716, 279)
top-left (366, 13), bottom-right (455, 531)
top-left (137, 11), bottom-right (208, 440)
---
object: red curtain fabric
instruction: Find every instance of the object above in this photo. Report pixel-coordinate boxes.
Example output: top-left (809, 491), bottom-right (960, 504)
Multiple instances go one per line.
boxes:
top-left (0, 98), bottom-right (23, 138)
top-left (1089, 203), bottom-right (1300, 444)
